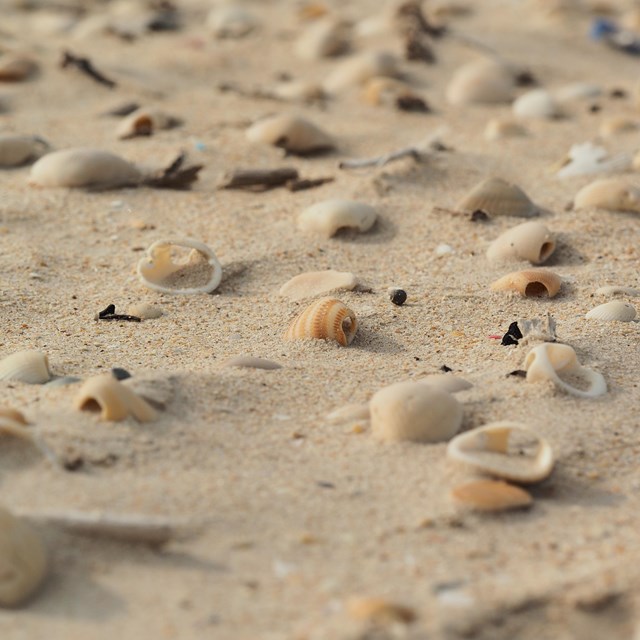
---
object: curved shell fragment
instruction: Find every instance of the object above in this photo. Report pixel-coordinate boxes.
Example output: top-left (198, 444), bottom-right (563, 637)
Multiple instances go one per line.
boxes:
top-left (417, 374), bottom-right (473, 394)
top-left (322, 50), bottom-right (398, 94)
top-left (446, 59), bottom-right (515, 106)
top-left (456, 177), bottom-right (536, 218)
top-left (285, 297), bottom-right (357, 346)
top-left (586, 301), bottom-right (636, 322)
top-left (484, 118), bottom-right (527, 141)
top-left (294, 17), bottom-right (350, 60)
top-left (223, 356), bottom-right (282, 370)
top-left (512, 89), bottom-right (561, 119)
top-left (298, 199), bottom-right (377, 238)
top-left (573, 177), bottom-right (640, 213)
top-left (326, 402), bottom-right (370, 424)
top-left (0, 135), bottom-right (49, 167)
top-left (491, 269), bottom-right (562, 298)
top-left (116, 108), bottom-right (179, 140)
top-left (486, 221), bottom-right (555, 265)
top-left (555, 142), bottom-right (630, 179)
top-left (0, 351), bottom-right (51, 384)
top-left (246, 114), bottom-right (333, 155)
top-left (451, 479), bottom-right (533, 512)
top-left (279, 270), bottom-right (358, 300)
top-left (554, 82), bottom-right (602, 102)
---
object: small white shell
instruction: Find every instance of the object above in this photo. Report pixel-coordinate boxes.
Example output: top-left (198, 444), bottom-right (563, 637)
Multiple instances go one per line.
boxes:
top-left (0, 351), bottom-right (51, 384)
top-left (279, 270), bottom-right (358, 301)
top-left (523, 343), bottom-right (607, 398)
top-left (294, 17), bottom-right (350, 60)
top-left (207, 5), bottom-right (259, 38)
top-left (585, 301), bottom-right (636, 322)
top-left (272, 81), bottom-right (324, 103)
top-left (322, 50), bottom-right (398, 94)
top-left (0, 135), bottom-right (48, 167)
top-left (116, 108), bottom-right (178, 140)
top-left (417, 374), bottom-right (473, 394)
top-left (126, 302), bottom-right (164, 319)
top-left (246, 115), bottom-right (333, 155)
top-left (512, 89), bottom-right (561, 119)
top-left (486, 221), bottom-right (555, 265)
top-left (483, 118), bottom-right (527, 141)
top-left (446, 59), bottom-right (515, 106)
top-left (574, 177), bottom-right (640, 212)
top-left (456, 177), bottom-right (537, 218)
top-left (137, 238), bottom-right (222, 295)
top-left (298, 200), bottom-right (377, 238)
top-left (285, 297), bottom-right (357, 346)
top-left (595, 285), bottom-right (640, 297)
top-left (370, 381), bottom-right (463, 443)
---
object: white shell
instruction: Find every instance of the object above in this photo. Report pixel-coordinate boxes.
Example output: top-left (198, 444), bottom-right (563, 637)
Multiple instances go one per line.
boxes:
top-left (322, 51), bottom-right (398, 94)
top-left (0, 351), bottom-right (50, 384)
top-left (512, 89), bottom-right (561, 119)
top-left (126, 302), bottom-right (164, 319)
top-left (446, 59), bottom-right (515, 106)
top-left (279, 270), bottom-right (358, 300)
top-left (294, 17), bottom-right (350, 60)
top-left (486, 221), bottom-right (555, 265)
top-left (523, 343), bottom-right (607, 398)
top-left (246, 115), bottom-right (333, 154)
top-left (416, 374), bottom-right (473, 394)
top-left (585, 301), bottom-right (637, 322)
top-left (595, 285), bottom-right (640, 297)
top-left (574, 178), bottom-right (640, 213)
top-left (298, 200), bottom-right (377, 238)
top-left (555, 142), bottom-right (630, 179)
top-left (0, 135), bottom-right (48, 167)
top-left (483, 118), bottom-right (527, 141)
top-left (370, 381), bottom-right (463, 443)
top-left (116, 108), bottom-right (177, 139)
top-left (554, 82), bottom-right (602, 102)
top-left (272, 81), bottom-right (324, 102)
top-left (207, 5), bottom-right (259, 38)
top-left (137, 238), bottom-right (222, 295)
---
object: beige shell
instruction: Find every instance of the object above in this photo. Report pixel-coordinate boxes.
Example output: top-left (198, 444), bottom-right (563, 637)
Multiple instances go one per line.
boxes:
top-left (446, 421), bottom-right (555, 483)
top-left (451, 480), bottom-right (533, 512)
top-left (326, 402), bottom-right (370, 424)
top-left (0, 135), bottom-right (48, 167)
top-left (207, 5), bottom-right (259, 38)
top-left (446, 59), bottom-right (515, 106)
top-left (0, 408), bottom-right (28, 426)
top-left (116, 108), bottom-right (178, 140)
top-left (284, 297), bottom-right (357, 346)
top-left (246, 115), bottom-right (333, 155)
top-left (0, 56), bottom-right (38, 82)
top-left (486, 221), bottom-right (556, 265)
top-left (361, 76), bottom-right (419, 107)
top-left (573, 177), bottom-right (640, 213)
top-left (490, 269), bottom-right (562, 298)
top-left (456, 177), bottom-right (537, 218)
top-left (417, 374), bottom-right (473, 394)
top-left (298, 199), bottom-right (377, 238)
top-left (585, 301), bottom-right (637, 322)
top-left (29, 148), bottom-right (141, 188)
top-left (0, 351), bottom-right (51, 384)
top-left (346, 596), bottom-right (416, 624)
top-left (294, 17), bottom-right (350, 60)
top-left (272, 81), bottom-right (324, 103)
top-left (223, 356), bottom-right (282, 370)
top-left (137, 238), bottom-right (222, 295)
top-left (278, 270), bottom-right (358, 301)
top-left (126, 302), bottom-right (164, 319)
top-left (322, 50), bottom-right (398, 94)
top-left (483, 118), bottom-right (527, 141)
top-left (599, 117), bottom-right (638, 137)
top-left (370, 381), bottom-right (463, 443)
top-left (554, 82), bottom-right (602, 103)
top-left (523, 343), bottom-right (607, 398)
top-left (512, 89), bottom-right (561, 119)
top-left (74, 373), bottom-right (158, 422)
top-left (595, 285), bottom-right (640, 297)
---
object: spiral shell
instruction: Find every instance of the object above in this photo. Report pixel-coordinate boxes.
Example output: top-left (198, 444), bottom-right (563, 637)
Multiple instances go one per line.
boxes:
top-left (0, 351), bottom-right (51, 384)
top-left (446, 59), bottom-right (515, 106)
top-left (490, 269), bottom-right (562, 298)
top-left (0, 135), bottom-right (48, 167)
top-left (298, 200), bottom-right (377, 238)
top-left (456, 177), bottom-right (536, 218)
top-left (284, 297), bottom-right (357, 346)
top-left (246, 114), bottom-right (333, 155)
top-left (451, 480), bottom-right (533, 512)
top-left (573, 177), bottom-right (640, 213)
top-left (585, 301), bottom-right (637, 322)
top-left (486, 221), bottom-right (555, 265)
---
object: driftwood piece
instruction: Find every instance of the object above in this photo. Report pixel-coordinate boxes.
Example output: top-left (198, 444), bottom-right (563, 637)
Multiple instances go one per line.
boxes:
top-left (220, 167), bottom-right (299, 191)
top-left (60, 50), bottom-right (117, 89)
top-left (143, 153), bottom-right (202, 190)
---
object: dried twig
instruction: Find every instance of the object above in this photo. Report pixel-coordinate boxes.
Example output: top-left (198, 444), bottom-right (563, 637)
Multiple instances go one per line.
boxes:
top-left (217, 82), bottom-right (281, 102)
top-left (95, 304), bottom-right (141, 323)
top-left (60, 50), bottom-right (117, 89)
top-left (219, 167), bottom-right (299, 191)
top-left (287, 176), bottom-right (334, 191)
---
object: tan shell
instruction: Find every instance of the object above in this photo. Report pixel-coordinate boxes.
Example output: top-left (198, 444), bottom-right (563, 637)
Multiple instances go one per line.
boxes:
top-left (483, 118), bottom-right (527, 141)
top-left (322, 50), bottom-right (398, 94)
top-left (417, 374), bottom-right (473, 394)
top-left (0, 408), bottom-right (28, 426)
top-left (446, 422), bottom-right (555, 483)
top-left (370, 381), bottom-right (463, 443)
top-left (554, 82), bottom-right (602, 103)
top-left (456, 177), bottom-right (537, 218)
top-left (595, 285), bottom-right (640, 297)
top-left (326, 402), bottom-right (370, 424)
top-left (278, 270), bottom-right (358, 301)
top-left (272, 81), bottom-right (324, 102)
top-left (573, 177), bottom-right (640, 213)
top-left (284, 297), bottom-right (357, 346)
top-left (0, 56), bottom-right (38, 82)
top-left (29, 148), bottom-right (141, 188)
top-left (346, 596), bottom-right (416, 624)
top-left (207, 5), bottom-right (259, 38)
top-left (298, 199), bottom-right (377, 238)
top-left (74, 373), bottom-right (158, 422)
top-left (0, 135), bottom-right (48, 167)
top-left (116, 108), bottom-right (178, 140)
top-left (486, 221), bottom-right (556, 265)
top-left (361, 76), bottom-right (419, 107)
top-left (0, 507), bottom-right (48, 608)
top-left (490, 269), bottom-right (562, 298)
top-left (512, 89), bottom-right (561, 119)
top-left (451, 480), bottom-right (533, 512)
top-left (137, 238), bottom-right (222, 295)
top-left (223, 356), bottom-right (282, 370)
top-left (126, 302), bottom-right (164, 319)
top-left (599, 117), bottom-right (638, 137)
top-left (0, 351), bottom-right (51, 384)
top-left (523, 343), bottom-right (607, 398)
top-left (585, 301), bottom-right (637, 322)
top-left (294, 17), bottom-right (350, 60)
top-left (446, 59), bottom-right (515, 106)
top-left (246, 115), bottom-right (333, 154)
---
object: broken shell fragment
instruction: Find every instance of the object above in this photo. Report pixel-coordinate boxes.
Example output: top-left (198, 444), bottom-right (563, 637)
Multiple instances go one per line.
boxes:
top-left (599, 117), bottom-right (638, 137)
top-left (346, 596), bottom-right (416, 624)
top-left (0, 135), bottom-right (49, 167)
top-left (370, 381), bottom-right (463, 443)
top-left (486, 221), bottom-right (555, 265)
top-left (586, 301), bottom-right (636, 322)
top-left (0, 408), bottom-right (28, 426)
top-left (447, 422), bottom-right (555, 483)
top-left (451, 480), bottom-right (533, 512)
top-left (0, 351), bottom-right (51, 384)
top-left (573, 177), bottom-right (640, 213)
top-left (446, 59), bottom-right (515, 106)
top-left (323, 50), bottom-right (398, 94)
top-left (246, 114), bottom-right (334, 155)
top-left (137, 238), bottom-right (222, 295)
top-left (294, 17), bottom-right (350, 60)
top-left (417, 374), bottom-right (473, 394)
top-left (279, 270), bottom-right (358, 300)
top-left (456, 177), bottom-right (537, 218)
top-left (272, 80), bottom-right (324, 103)
top-left (126, 302), bottom-right (163, 319)
top-left (554, 82), bottom-right (602, 103)
top-left (361, 76), bottom-right (422, 108)
top-left (490, 269), bottom-right (562, 298)
top-left (0, 56), bottom-right (38, 82)
top-left (223, 356), bottom-right (282, 370)
top-left (512, 89), bottom-right (561, 119)
top-left (554, 142), bottom-right (630, 179)
top-left (595, 285), bottom-right (640, 297)
top-left (483, 118), bottom-right (527, 141)
top-left (284, 297), bottom-right (357, 346)
top-left (116, 108), bottom-right (180, 140)
top-left (298, 199), bottom-right (377, 238)
top-left (326, 402), bottom-right (370, 424)
top-left (207, 5), bottom-right (259, 38)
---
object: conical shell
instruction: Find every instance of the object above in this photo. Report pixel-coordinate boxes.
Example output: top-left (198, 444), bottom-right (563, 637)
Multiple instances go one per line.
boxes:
top-left (284, 297), bottom-right (357, 346)
top-left (451, 480), bottom-right (533, 512)
top-left (483, 118), bottom-right (527, 141)
top-left (446, 59), bottom-right (515, 106)
top-left (512, 89), bottom-right (561, 119)
top-left (279, 270), bottom-right (358, 301)
top-left (0, 135), bottom-right (48, 167)
top-left (246, 115), bottom-right (334, 155)
top-left (573, 177), bottom-right (640, 213)
top-left (370, 381), bottom-right (463, 443)
top-left (0, 56), bottom-right (38, 82)
top-left (446, 422), bottom-right (555, 483)
top-left (486, 221), bottom-right (556, 264)
top-left (116, 108), bottom-right (179, 140)
top-left (456, 177), bottom-right (536, 218)
top-left (294, 17), bottom-right (350, 60)
top-left (585, 301), bottom-right (637, 322)
top-left (490, 269), bottom-right (562, 298)
top-left (298, 200), bottom-right (377, 238)
top-left (322, 50), bottom-right (398, 94)
top-left (0, 351), bottom-right (50, 384)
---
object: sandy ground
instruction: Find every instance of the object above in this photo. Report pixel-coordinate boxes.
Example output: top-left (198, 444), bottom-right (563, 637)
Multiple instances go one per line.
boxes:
top-left (1, 0), bottom-right (640, 638)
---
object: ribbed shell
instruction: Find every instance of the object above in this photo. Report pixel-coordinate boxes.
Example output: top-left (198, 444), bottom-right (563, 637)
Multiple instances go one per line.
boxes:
top-left (486, 221), bottom-right (555, 264)
top-left (451, 480), bottom-right (533, 512)
top-left (573, 177), bottom-right (640, 213)
top-left (585, 301), bottom-right (637, 322)
top-left (246, 115), bottom-right (333, 154)
top-left (490, 269), bottom-right (562, 298)
top-left (0, 351), bottom-right (50, 384)
top-left (284, 297), bottom-right (357, 346)
top-left (456, 177), bottom-right (536, 217)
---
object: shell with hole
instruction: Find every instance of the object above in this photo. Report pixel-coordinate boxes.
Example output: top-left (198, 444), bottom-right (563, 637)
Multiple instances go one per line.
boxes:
top-left (74, 374), bottom-right (158, 422)
top-left (0, 351), bottom-right (51, 384)
top-left (284, 297), bottom-right (357, 347)
top-left (298, 199), bottom-right (377, 238)
top-left (294, 16), bottom-right (350, 60)
top-left (246, 114), bottom-right (333, 155)
top-left (456, 177), bottom-right (537, 218)
top-left (0, 135), bottom-right (49, 167)
top-left (446, 59), bottom-right (516, 106)
top-left (451, 479), bottom-right (533, 512)
top-left (586, 301), bottom-right (637, 322)
top-left (116, 108), bottom-right (180, 140)
top-left (0, 506), bottom-right (48, 608)
top-left (490, 269), bottom-right (562, 298)
top-left (370, 381), bottom-right (463, 443)
top-left (512, 89), bottom-right (561, 119)
top-left (322, 50), bottom-right (398, 94)
top-left (137, 238), bottom-right (222, 295)
top-left (523, 343), bottom-right (607, 398)
top-left (573, 177), bottom-right (640, 213)
top-left (279, 270), bottom-right (359, 301)
top-left (483, 118), bottom-right (527, 141)
top-left (447, 422), bottom-right (555, 483)
top-left (486, 221), bottom-right (556, 265)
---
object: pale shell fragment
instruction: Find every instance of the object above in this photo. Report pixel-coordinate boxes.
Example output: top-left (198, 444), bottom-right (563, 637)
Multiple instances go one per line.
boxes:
top-left (0, 56), bottom-right (38, 82)
top-left (451, 480), bottom-right (533, 512)
top-left (490, 269), bottom-right (562, 298)
top-left (417, 374), bottom-right (473, 394)
top-left (137, 238), bottom-right (222, 295)
top-left (122, 373), bottom-right (175, 411)
top-left (207, 5), bottom-right (259, 38)
top-left (346, 596), bottom-right (416, 624)
top-left (298, 199), bottom-right (377, 238)
top-left (223, 356), bottom-right (282, 370)
top-left (483, 118), bottom-right (527, 141)
top-left (554, 142), bottom-right (630, 179)
top-left (0, 351), bottom-right (51, 384)
top-left (446, 59), bottom-right (515, 106)
top-left (284, 297), bottom-right (357, 346)
top-left (246, 115), bottom-right (334, 155)
top-left (456, 177), bottom-right (537, 218)
top-left (573, 177), bottom-right (640, 213)
top-left (326, 402), bottom-right (370, 424)
top-left (0, 135), bottom-right (49, 167)
top-left (294, 17), bottom-right (350, 60)
top-left (279, 270), bottom-right (358, 300)
top-left (486, 221), bottom-right (556, 265)
top-left (512, 89), bottom-right (561, 119)
top-left (126, 302), bottom-right (164, 319)
top-left (599, 117), bottom-right (638, 137)
top-left (446, 422), bottom-right (555, 483)
top-left (554, 82), bottom-right (602, 103)
top-left (370, 381), bottom-right (463, 443)
top-left (272, 81), bottom-right (324, 103)
top-left (585, 301), bottom-right (636, 322)
top-left (322, 50), bottom-right (398, 94)
top-left (116, 108), bottom-right (179, 140)
top-left (361, 76), bottom-right (419, 107)
top-left (595, 285), bottom-right (640, 297)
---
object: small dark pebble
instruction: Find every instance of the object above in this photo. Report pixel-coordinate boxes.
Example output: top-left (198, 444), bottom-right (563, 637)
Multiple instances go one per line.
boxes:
top-left (440, 365), bottom-right (453, 373)
top-left (470, 209), bottom-right (489, 222)
top-left (609, 88), bottom-right (627, 99)
top-left (396, 95), bottom-right (431, 113)
top-left (111, 367), bottom-right (132, 381)
top-left (507, 369), bottom-right (527, 378)
top-left (317, 481), bottom-right (335, 489)
top-left (389, 288), bottom-right (407, 306)
top-left (515, 70), bottom-right (537, 87)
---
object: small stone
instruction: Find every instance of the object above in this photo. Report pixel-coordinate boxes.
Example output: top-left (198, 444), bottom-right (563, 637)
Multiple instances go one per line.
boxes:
top-left (388, 287), bottom-right (407, 306)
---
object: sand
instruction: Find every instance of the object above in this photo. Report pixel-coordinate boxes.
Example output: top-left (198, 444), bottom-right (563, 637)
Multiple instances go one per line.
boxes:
top-left (0, 0), bottom-right (640, 638)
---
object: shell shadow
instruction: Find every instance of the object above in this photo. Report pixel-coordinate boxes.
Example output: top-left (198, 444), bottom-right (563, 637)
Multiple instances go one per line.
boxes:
top-left (352, 326), bottom-right (404, 354)
top-left (0, 439), bottom-right (46, 483)
top-left (332, 215), bottom-right (398, 245)
top-left (543, 235), bottom-right (589, 267)
top-left (214, 259), bottom-right (261, 295)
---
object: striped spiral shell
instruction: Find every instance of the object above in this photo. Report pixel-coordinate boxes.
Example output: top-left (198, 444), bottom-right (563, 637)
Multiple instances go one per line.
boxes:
top-left (284, 297), bottom-right (357, 346)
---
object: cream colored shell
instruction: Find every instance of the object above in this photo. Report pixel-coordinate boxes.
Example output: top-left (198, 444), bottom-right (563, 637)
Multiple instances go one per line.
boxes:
top-left (322, 50), bottom-right (398, 94)
top-left (207, 5), bottom-right (259, 38)
top-left (451, 479), bottom-right (533, 512)
top-left (446, 421), bottom-right (555, 483)
top-left (554, 82), bottom-right (602, 103)
top-left (298, 199), bottom-right (377, 238)
top-left (417, 374), bottom-right (473, 394)
top-left (272, 81), bottom-right (324, 102)
top-left (370, 381), bottom-right (463, 443)
top-left (486, 221), bottom-right (555, 265)
top-left (116, 108), bottom-right (177, 139)
top-left (0, 351), bottom-right (50, 384)
top-left (483, 118), bottom-right (527, 141)
top-left (446, 59), bottom-right (515, 106)
top-left (361, 76), bottom-right (419, 107)
top-left (278, 270), bottom-right (358, 301)
top-left (326, 402), bottom-right (370, 424)
top-left (595, 285), bottom-right (640, 297)
top-left (127, 302), bottom-right (164, 319)
top-left (246, 115), bottom-right (333, 154)
top-left (512, 89), bottom-right (561, 119)
top-left (0, 135), bottom-right (48, 167)
top-left (523, 343), bottom-right (607, 398)
top-left (137, 238), bottom-right (222, 295)
top-left (491, 269), bottom-right (562, 298)
top-left (294, 17), bottom-right (350, 60)
top-left (573, 177), bottom-right (640, 213)
top-left (456, 177), bottom-right (536, 217)
top-left (284, 297), bottom-right (357, 346)
top-left (599, 117), bottom-right (638, 137)
top-left (585, 301), bottom-right (637, 322)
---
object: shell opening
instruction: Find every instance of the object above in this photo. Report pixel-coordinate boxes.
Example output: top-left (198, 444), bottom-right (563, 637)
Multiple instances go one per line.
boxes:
top-left (133, 116), bottom-right (153, 136)
top-left (539, 242), bottom-right (554, 262)
top-left (78, 398), bottom-right (102, 413)
top-left (525, 281), bottom-right (548, 297)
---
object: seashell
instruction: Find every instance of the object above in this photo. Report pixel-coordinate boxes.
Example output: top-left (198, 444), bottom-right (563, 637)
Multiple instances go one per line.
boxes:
top-left (483, 118), bottom-right (527, 141)
top-left (246, 115), bottom-right (334, 155)
top-left (346, 596), bottom-right (416, 624)
top-left (74, 373), bottom-right (158, 422)
top-left (451, 480), bottom-right (533, 512)
top-left (126, 302), bottom-right (163, 319)
top-left (0, 351), bottom-right (51, 384)
top-left (523, 343), bottom-right (607, 398)
top-left (370, 381), bottom-right (463, 443)
top-left (116, 108), bottom-right (179, 140)
top-left (0, 408), bottom-right (28, 426)
top-left (207, 5), bottom-right (259, 38)
top-left (284, 297), bottom-right (357, 346)
top-left (272, 81), bottom-right (324, 103)
top-left (446, 59), bottom-right (515, 106)
top-left (326, 402), bottom-right (370, 424)
top-left (223, 356), bottom-right (282, 370)
top-left (361, 76), bottom-right (419, 107)
top-left (490, 269), bottom-right (562, 298)
top-left (599, 117), bottom-right (638, 137)
top-left (512, 89), bottom-right (561, 119)
top-left (554, 82), bottom-right (602, 103)
top-left (294, 17), bottom-right (350, 60)
top-left (29, 148), bottom-right (141, 189)
top-left (456, 177), bottom-right (537, 218)
top-left (573, 177), bottom-right (640, 213)
top-left (595, 285), bottom-right (640, 297)
top-left (0, 56), bottom-right (38, 82)
top-left (0, 135), bottom-right (49, 167)
top-left (586, 301), bottom-right (636, 322)
top-left (279, 270), bottom-right (358, 300)
top-left (417, 374), bottom-right (473, 394)
top-left (0, 507), bottom-right (48, 608)
top-left (121, 373), bottom-right (174, 411)
top-left (486, 221), bottom-right (555, 265)
top-left (447, 422), bottom-right (555, 483)
top-left (137, 238), bottom-right (222, 295)
top-left (322, 50), bottom-right (398, 94)
top-left (298, 199), bottom-right (377, 238)
top-left (554, 142), bottom-right (630, 179)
